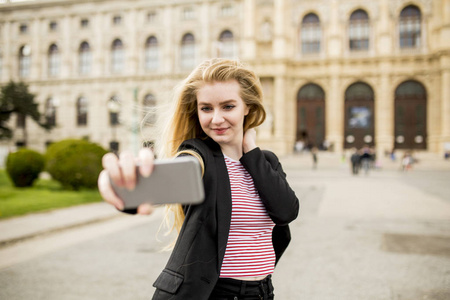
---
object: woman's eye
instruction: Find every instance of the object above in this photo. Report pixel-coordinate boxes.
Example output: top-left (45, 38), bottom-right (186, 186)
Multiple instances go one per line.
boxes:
top-left (224, 105), bottom-right (235, 110)
top-left (200, 107), bottom-right (212, 112)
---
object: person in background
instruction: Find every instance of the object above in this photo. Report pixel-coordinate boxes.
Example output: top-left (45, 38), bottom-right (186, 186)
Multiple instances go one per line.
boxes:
top-left (98, 59), bottom-right (299, 300)
top-left (350, 148), bottom-right (360, 175)
top-left (311, 146), bottom-right (318, 169)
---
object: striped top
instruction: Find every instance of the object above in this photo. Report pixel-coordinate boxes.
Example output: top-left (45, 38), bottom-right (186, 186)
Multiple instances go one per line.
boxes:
top-left (219, 155), bottom-right (276, 278)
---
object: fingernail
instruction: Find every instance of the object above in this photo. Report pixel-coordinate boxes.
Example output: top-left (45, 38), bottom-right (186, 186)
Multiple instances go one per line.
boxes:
top-left (140, 165), bottom-right (152, 178)
top-left (126, 181), bottom-right (135, 191)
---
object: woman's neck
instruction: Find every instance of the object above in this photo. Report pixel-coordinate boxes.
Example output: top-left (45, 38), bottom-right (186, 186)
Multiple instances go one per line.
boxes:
top-left (220, 145), bottom-right (243, 161)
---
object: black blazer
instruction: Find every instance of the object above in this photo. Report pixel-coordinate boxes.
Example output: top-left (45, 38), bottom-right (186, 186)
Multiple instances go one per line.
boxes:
top-left (152, 138), bottom-right (299, 300)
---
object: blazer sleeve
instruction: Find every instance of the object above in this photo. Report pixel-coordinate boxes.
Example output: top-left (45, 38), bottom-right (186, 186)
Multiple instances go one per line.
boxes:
top-left (240, 147), bottom-right (299, 225)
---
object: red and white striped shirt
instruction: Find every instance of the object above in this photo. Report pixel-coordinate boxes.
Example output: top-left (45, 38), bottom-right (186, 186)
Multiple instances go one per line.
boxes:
top-left (219, 155), bottom-right (276, 278)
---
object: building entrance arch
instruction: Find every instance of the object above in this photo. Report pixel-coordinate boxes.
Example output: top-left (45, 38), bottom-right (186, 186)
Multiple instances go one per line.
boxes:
top-left (344, 82), bottom-right (375, 149)
top-left (394, 80), bottom-right (427, 150)
top-left (296, 83), bottom-right (325, 149)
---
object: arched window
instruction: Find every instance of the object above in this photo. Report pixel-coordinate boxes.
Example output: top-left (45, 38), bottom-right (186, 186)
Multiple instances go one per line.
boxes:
top-left (76, 96), bottom-right (88, 126)
top-left (79, 42), bottom-right (91, 75)
top-left (111, 39), bottom-right (124, 73)
top-left (145, 36), bottom-right (159, 71)
top-left (349, 9), bottom-right (369, 51)
top-left (399, 5), bottom-right (421, 49)
top-left (45, 97), bottom-right (57, 126)
top-left (180, 33), bottom-right (195, 70)
top-left (48, 44), bottom-right (60, 77)
top-left (301, 13), bottom-right (321, 54)
top-left (218, 30), bottom-right (235, 58)
top-left (143, 93), bottom-right (157, 124)
top-left (296, 83), bottom-right (326, 148)
top-left (19, 45), bottom-right (31, 78)
top-left (344, 82), bottom-right (375, 149)
top-left (394, 80), bottom-right (427, 149)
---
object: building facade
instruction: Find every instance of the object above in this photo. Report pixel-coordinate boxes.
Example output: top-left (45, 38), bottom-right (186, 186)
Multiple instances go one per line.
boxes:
top-left (1, 0), bottom-right (449, 159)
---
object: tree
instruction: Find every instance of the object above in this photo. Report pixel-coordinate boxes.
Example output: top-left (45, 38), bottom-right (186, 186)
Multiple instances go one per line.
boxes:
top-left (0, 81), bottom-right (53, 140)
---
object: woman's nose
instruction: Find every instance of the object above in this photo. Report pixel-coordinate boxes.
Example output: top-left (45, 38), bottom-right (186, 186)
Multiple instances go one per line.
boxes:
top-left (212, 111), bottom-right (224, 124)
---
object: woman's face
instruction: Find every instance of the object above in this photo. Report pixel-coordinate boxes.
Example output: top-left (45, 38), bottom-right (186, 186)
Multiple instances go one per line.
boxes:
top-left (197, 80), bottom-right (249, 149)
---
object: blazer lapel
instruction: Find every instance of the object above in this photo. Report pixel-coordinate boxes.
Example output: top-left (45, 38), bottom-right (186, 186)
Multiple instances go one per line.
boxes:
top-left (213, 150), bottom-right (232, 270)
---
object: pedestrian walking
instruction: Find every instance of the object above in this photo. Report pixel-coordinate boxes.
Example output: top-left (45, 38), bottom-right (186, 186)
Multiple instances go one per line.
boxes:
top-left (401, 151), bottom-right (414, 171)
top-left (311, 146), bottom-right (318, 169)
top-left (350, 148), bottom-right (360, 175)
top-left (98, 58), bottom-right (300, 300)
top-left (360, 145), bottom-right (373, 175)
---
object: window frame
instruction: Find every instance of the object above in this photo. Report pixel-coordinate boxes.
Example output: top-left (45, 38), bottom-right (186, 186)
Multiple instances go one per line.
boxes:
top-left (180, 33), bottom-right (195, 70)
top-left (399, 5), bottom-right (422, 49)
top-left (48, 44), bottom-right (60, 77)
top-left (145, 36), bottom-right (159, 71)
top-left (79, 41), bottom-right (91, 75)
top-left (111, 39), bottom-right (125, 73)
top-left (348, 9), bottom-right (370, 51)
top-left (301, 13), bottom-right (322, 54)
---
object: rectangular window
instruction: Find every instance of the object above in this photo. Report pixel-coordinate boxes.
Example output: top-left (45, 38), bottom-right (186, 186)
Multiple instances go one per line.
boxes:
top-left (220, 5), bottom-right (234, 17)
top-left (19, 24), bottom-right (28, 34)
top-left (113, 15), bottom-right (122, 25)
top-left (147, 11), bottom-right (157, 23)
top-left (49, 21), bottom-right (58, 32)
top-left (19, 55), bottom-right (31, 78)
top-left (81, 19), bottom-right (89, 28)
top-left (16, 114), bottom-right (26, 128)
top-left (183, 7), bottom-right (195, 20)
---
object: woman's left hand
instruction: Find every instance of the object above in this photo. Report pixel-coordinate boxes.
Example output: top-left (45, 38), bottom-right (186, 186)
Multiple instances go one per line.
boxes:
top-left (243, 128), bottom-right (257, 153)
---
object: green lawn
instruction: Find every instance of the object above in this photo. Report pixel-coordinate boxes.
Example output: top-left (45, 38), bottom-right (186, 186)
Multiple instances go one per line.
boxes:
top-left (0, 169), bottom-right (102, 219)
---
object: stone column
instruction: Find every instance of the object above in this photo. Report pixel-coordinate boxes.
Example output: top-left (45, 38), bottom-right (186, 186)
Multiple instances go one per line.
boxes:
top-left (163, 6), bottom-right (174, 72)
top-left (1, 21), bottom-right (11, 80)
top-left (273, 75), bottom-right (288, 154)
top-left (377, 0), bottom-right (392, 55)
top-left (272, 0), bottom-right (286, 59)
top-left (62, 14), bottom-right (72, 78)
top-left (375, 64), bottom-right (393, 159)
top-left (93, 12), bottom-right (104, 76)
top-left (326, 68), bottom-right (343, 152)
top-left (200, 2), bottom-right (210, 61)
top-left (441, 57), bottom-right (450, 154)
top-left (327, 0), bottom-right (342, 58)
top-left (126, 9), bottom-right (138, 76)
top-left (242, 0), bottom-right (256, 60)
top-left (30, 17), bottom-right (42, 80)
top-left (440, 0), bottom-right (450, 154)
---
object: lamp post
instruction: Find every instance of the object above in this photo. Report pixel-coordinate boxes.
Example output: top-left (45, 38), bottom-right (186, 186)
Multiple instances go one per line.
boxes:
top-left (107, 97), bottom-right (120, 153)
top-left (132, 87), bottom-right (139, 155)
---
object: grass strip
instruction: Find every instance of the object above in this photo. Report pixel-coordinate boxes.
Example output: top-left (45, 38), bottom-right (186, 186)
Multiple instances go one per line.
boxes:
top-left (0, 170), bottom-right (102, 219)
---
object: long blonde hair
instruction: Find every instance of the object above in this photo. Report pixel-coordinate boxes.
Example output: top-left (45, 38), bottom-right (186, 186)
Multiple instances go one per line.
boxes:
top-left (157, 58), bottom-right (266, 236)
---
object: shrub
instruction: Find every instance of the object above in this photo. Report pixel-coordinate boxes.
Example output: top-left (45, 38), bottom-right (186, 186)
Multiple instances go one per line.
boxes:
top-left (6, 148), bottom-right (45, 187)
top-left (45, 139), bottom-right (108, 190)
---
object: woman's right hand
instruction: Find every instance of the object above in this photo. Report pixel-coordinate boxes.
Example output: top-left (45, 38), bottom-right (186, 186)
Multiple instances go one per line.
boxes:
top-left (97, 148), bottom-right (155, 214)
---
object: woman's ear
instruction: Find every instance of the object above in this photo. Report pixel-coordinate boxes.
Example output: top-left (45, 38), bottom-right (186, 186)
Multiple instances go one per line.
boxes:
top-left (244, 105), bottom-right (250, 116)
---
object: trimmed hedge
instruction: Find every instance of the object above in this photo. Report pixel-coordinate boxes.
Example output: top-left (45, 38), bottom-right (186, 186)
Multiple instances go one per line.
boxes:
top-left (45, 139), bottom-right (108, 190)
top-left (6, 148), bottom-right (45, 187)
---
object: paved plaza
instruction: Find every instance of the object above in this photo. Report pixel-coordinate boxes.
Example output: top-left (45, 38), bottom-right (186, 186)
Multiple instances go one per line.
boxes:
top-left (0, 152), bottom-right (449, 300)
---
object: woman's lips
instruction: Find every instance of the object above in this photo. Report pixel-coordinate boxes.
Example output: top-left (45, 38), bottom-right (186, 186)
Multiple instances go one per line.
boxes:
top-left (212, 128), bottom-right (228, 134)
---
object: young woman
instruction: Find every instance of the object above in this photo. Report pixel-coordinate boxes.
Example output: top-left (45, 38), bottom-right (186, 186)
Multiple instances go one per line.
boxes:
top-left (98, 59), bottom-right (299, 299)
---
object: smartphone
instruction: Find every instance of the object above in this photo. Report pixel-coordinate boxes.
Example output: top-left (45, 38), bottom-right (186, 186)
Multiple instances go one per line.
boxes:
top-left (110, 156), bottom-right (204, 209)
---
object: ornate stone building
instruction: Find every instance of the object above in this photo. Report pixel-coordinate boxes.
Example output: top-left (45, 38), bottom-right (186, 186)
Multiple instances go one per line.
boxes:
top-left (1, 0), bottom-right (449, 159)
